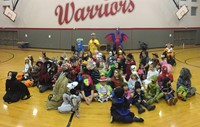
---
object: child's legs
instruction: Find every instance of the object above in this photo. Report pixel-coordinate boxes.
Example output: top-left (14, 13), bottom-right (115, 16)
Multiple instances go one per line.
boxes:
top-left (155, 93), bottom-right (164, 101)
top-left (134, 102), bottom-right (143, 110)
top-left (164, 94), bottom-right (171, 101)
top-left (141, 101), bottom-right (150, 109)
top-left (58, 104), bottom-right (72, 112)
top-left (111, 111), bottom-right (134, 123)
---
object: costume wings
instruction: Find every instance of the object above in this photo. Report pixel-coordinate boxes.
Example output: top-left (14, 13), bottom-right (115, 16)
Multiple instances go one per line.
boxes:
top-left (105, 28), bottom-right (128, 51)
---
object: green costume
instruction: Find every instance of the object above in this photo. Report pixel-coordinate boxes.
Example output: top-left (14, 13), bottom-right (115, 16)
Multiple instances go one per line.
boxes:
top-left (145, 75), bottom-right (164, 104)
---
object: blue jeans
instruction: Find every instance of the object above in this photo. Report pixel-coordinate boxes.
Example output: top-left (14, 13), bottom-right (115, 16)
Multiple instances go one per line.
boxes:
top-left (164, 93), bottom-right (174, 101)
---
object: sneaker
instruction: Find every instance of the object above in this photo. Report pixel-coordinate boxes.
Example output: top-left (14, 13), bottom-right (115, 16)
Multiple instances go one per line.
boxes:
top-left (147, 105), bottom-right (156, 111)
top-left (167, 99), bottom-right (173, 106)
top-left (110, 116), bottom-right (114, 123)
top-left (173, 98), bottom-right (178, 105)
top-left (133, 117), bottom-right (144, 122)
top-left (138, 108), bottom-right (145, 114)
top-left (98, 98), bottom-right (104, 103)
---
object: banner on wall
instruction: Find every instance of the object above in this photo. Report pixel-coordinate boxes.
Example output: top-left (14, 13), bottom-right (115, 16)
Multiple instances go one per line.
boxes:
top-left (55, 0), bottom-right (135, 25)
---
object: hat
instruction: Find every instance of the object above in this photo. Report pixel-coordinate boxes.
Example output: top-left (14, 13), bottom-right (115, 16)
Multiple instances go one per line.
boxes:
top-left (135, 81), bottom-right (141, 90)
top-left (150, 75), bottom-right (158, 82)
top-left (163, 77), bottom-right (170, 84)
top-left (67, 81), bottom-right (78, 90)
top-left (91, 33), bottom-right (96, 36)
top-left (114, 87), bottom-right (124, 98)
top-left (152, 53), bottom-right (159, 58)
top-left (98, 76), bottom-right (109, 82)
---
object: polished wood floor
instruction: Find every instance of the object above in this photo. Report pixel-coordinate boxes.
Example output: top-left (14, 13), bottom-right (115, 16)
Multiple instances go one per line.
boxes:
top-left (0, 45), bottom-right (200, 127)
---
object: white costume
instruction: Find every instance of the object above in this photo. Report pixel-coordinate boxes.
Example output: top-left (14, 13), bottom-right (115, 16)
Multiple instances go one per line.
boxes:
top-left (142, 69), bottom-right (159, 89)
top-left (58, 82), bottom-right (81, 115)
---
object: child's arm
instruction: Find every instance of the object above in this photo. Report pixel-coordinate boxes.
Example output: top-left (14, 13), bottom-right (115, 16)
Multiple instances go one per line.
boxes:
top-left (81, 91), bottom-right (87, 100)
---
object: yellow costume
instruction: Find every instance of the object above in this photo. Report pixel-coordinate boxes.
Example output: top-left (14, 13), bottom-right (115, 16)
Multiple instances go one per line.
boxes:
top-left (88, 39), bottom-right (100, 55)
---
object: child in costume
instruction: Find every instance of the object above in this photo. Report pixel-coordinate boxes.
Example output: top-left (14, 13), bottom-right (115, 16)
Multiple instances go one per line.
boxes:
top-left (122, 83), bottom-right (133, 104)
top-left (139, 50), bottom-right (150, 76)
top-left (128, 72), bottom-right (142, 94)
top-left (163, 43), bottom-right (176, 66)
top-left (160, 54), bottom-right (173, 73)
top-left (58, 82), bottom-right (81, 118)
top-left (110, 69), bottom-right (124, 89)
top-left (151, 53), bottom-right (160, 68)
top-left (161, 77), bottom-right (178, 106)
top-left (158, 66), bottom-right (174, 87)
top-left (97, 76), bottom-right (112, 103)
top-left (3, 71), bottom-right (31, 104)
top-left (132, 81), bottom-right (156, 114)
top-left (145, 75), bottom-right (164, 104)
top-left (164, 43), bottom-right (175, 59)
top-left (89, 62), bottom-right (100, 85)
top-left (110, 87), bottom-right (144, 123)
top-left (176, 68), bottom-right (196, 101)
top-left (143, 64), bottom-right (159, 89)
top-left (125, 53), bottom-right (136, 81)
top-left (81, 78), bottom-right (97, 105)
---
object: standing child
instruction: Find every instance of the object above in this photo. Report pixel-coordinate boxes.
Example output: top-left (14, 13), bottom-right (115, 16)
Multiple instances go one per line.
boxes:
top-left (177, 68), bottom-right (196, 101)
top-left (132, 81), bottom-right (156, 114)
top-left (161, 77), bottom-right (178, 105)
top-left (110, 87), bottom-right (144, 123)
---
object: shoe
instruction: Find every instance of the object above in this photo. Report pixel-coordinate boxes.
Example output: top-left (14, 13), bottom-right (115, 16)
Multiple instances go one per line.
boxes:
top-left (147, 105), bottom-right (156, 111)
top-left (173, 98), bottom-right (178, 105)
top-left (138, 108), bottom-right (145, 114)
top-left (167, 99), bottom-right (173, 106)
top-left (98, 98), bottom-right (103, 103)
top-left (22, 95), bottom-right (31, 100)
top-left (110, 116), bottom-right (114, 123)
top-left (133, 117), bottom-right (144, 122)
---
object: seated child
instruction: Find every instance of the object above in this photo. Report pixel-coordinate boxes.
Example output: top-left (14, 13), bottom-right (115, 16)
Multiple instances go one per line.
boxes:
top-left (81, 78), bottom-right (97, 105)
top-left (58, 82), bottom-right (81, 118)
top-left (96, 76), bottom-right (112, 103)
top-left (3, 71), bottom-right (31, 104)
top-left (122, 83), bottom-right (133, 104)
top-left (142, 64), bottom-right (159, 89)
top-left (132, 81), bottom-right (156, 114)
top-left (110, 87), bottom-right (144, 123)
top-left (161, 77), bottom-right (178, 105)
top-left (176, 68), bottom-right (196, 101)
top-left (145, 75), bottom-right (164, 104)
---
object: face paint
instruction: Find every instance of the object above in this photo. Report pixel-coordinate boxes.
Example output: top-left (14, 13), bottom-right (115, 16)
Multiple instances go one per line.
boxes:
top-left (84, 79), bottom-right (89, 86)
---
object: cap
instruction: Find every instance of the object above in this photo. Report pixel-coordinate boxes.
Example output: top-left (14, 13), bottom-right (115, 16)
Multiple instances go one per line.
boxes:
top-left (91, 33), bottom-right (96, 36)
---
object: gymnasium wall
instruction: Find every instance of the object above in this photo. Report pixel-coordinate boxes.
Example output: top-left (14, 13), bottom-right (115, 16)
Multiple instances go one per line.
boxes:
top-left (0, 0), bottom-right (200, 49)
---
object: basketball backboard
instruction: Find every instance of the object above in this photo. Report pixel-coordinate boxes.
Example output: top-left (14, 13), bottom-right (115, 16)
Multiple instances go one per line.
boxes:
top-left (3, 6), bottom-right (17, 22)
top-left (176, 5), bottom-right (189, 20)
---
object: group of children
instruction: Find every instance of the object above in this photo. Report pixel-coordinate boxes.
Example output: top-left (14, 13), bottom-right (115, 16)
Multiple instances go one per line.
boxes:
top-left (3, 42), bottom-right (197, 124)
